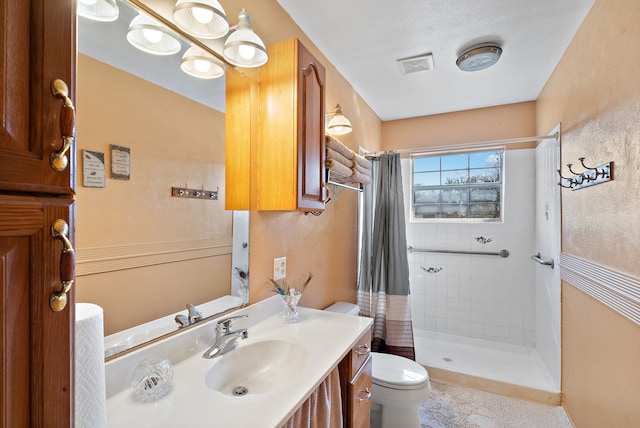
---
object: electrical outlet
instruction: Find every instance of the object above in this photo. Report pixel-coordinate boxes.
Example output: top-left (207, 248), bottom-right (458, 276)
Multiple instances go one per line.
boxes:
top-left (273, 257), bottom-right (286, 280)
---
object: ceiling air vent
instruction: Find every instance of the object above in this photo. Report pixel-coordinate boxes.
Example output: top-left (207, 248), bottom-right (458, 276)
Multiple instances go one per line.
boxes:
top-left (397, 53), bottom-right (434, 75)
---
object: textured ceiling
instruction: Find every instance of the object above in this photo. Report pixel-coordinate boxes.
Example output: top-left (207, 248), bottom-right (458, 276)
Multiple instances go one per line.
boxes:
top-left (277, 0), bottom-right (595, 121)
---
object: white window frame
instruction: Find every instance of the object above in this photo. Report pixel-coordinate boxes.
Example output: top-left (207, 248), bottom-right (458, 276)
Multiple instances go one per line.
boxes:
top-left (409, 146), bottom-right (505, 223)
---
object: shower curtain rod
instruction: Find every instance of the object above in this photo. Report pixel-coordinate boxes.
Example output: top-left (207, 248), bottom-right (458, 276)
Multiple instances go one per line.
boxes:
top-left (365, 132), bottom-right (559, 158)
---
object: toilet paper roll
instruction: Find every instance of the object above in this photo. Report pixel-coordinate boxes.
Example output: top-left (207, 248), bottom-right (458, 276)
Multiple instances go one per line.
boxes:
top-left (75, 303), bottom-right (107, 428)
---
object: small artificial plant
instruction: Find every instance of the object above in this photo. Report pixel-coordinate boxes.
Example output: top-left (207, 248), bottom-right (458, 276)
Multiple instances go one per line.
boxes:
top-left (267, 272), bottom-right (313, 296)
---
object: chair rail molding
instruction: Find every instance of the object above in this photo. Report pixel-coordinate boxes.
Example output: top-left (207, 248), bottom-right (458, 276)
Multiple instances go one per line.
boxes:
top-left (560, 252), bottom-right (640, 326)
top-left (76, 237), bottom-right (232, 276)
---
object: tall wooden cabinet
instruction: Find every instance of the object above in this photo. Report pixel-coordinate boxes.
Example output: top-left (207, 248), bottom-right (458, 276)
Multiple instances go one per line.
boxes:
top-left (226, 38), bottom-right (326, 211)
top-left (1, 0), bottom-right (76, 426)
top-left (257, 38), bottom-right (326, 211)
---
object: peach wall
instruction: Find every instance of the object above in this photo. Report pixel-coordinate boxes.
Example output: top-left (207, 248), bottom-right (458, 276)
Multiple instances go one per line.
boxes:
top-left (76, 55), bottom-right (232, 334)
top-left (536, 1), bottom-right (640, 426)
top-left (218, 0), bottom-right (383, 309)
top-left (562, 285), bottom-right (640, 427)
top-left (382, 101), bottom-right (537, 151)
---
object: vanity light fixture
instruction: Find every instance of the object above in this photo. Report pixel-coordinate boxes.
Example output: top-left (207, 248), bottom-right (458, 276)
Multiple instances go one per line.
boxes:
top-left (326, 104), bottom-right (353, 135)
top-left (77, 0), bottom-right (119, 22)
top-left (181, 46), bottom-right (225, 79)
top-left (222, 9), bottom-right (268, 68)
top-left (456, 43), bottom-right (503, 72)
top-left (172, 0), bottom-right (230, 39)
top-left (172, 2), bottom-right (268, 68)
top-left (127, 13), bottom-right (182, 56)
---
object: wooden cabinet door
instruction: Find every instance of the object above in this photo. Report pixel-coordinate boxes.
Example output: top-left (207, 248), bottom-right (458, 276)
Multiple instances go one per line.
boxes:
top-left (1, 0), bottom-right (76, 426)
top-left (296, 42), bottom-right (326, 211)
top-left (257, 38), bottom-right (326, 211)
top-left (0, 195), bottom-right (74, 427)
top-left (0, 0), bottom-right (76, 196)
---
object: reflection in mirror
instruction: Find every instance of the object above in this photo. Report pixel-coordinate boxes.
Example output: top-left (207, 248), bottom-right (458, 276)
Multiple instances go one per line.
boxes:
top-left (75, 0), bottom-right (249, 358)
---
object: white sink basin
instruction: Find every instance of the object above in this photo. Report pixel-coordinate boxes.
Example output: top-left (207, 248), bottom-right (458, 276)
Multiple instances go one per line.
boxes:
top-left (205, 339), bottom-right (309, 396)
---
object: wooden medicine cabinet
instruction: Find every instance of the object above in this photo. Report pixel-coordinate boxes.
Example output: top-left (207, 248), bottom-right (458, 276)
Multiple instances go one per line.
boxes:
top-left (226, 38), bottom-right (327, 211)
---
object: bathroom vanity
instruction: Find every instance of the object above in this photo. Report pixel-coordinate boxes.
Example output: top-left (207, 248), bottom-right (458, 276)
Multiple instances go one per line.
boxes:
top-left (105, 296), bottom-right (372, 427)
top-left (339, 329), bottom-right (373, 428)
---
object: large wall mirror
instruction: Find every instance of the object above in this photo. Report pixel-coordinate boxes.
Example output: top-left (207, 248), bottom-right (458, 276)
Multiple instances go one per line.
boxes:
top-left (75, 0), bottom-right (251, 358)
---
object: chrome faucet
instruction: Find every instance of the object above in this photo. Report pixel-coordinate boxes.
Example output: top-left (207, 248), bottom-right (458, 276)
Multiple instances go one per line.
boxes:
top-left (174, 304), bottom-right (204, 328)
top-left (202, 315), bottom-right (248, 359)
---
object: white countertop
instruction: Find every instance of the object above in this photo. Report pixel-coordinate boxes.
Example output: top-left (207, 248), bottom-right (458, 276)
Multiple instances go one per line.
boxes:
top-left (105, 297), bottom-right (371, 427)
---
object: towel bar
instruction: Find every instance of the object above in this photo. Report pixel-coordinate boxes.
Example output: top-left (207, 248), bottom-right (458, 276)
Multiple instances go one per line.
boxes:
top-left (407, 246), bottom-right (509, 258)
top-left (531, 253), bottom-right (554, 268)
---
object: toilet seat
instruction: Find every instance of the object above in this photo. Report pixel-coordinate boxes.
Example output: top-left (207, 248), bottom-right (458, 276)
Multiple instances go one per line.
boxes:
top-left (371, 352), bottom-right (429, 390)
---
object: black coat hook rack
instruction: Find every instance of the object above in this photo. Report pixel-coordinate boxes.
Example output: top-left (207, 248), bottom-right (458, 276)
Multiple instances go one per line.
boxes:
top-left (558, 157), bottom-right (613, 190)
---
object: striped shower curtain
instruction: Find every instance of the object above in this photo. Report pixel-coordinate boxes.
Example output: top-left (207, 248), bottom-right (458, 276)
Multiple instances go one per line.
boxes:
top-left (357, 152), bottom-right (415, 360)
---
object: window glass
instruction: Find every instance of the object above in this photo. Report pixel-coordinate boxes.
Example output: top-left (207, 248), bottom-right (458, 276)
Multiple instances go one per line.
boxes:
top-left (441, 154), bottom-right (468, 170)
top-left (411, 148), bottom-right (504, 222)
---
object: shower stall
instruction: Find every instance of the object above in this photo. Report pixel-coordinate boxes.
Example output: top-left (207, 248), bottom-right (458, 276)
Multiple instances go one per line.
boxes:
top-left (401, 131), bottom-right (561, 401)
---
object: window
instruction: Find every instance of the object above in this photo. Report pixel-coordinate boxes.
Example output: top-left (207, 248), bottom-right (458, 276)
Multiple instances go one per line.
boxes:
top-left (411, 148), bottom-right (504, 221)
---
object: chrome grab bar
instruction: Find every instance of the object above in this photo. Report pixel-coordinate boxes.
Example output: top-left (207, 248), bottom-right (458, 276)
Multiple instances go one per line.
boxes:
top-left (408, 246), bottom-right (509, 258)
top-left (531, 253), bottom-right (554, 269)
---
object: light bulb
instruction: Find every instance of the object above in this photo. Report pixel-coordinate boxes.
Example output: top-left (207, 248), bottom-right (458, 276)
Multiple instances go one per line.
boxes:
top-left (79, 0), bottom-right (98, 5)
top-left (331, 125), bottom-right (350, 134)
top-left (192, 6), bottom-right (214, 24)
top-left (194, 59), bottom-right (211, 73)
top-left (238, 44), bottom-right (256, 60)
top-left (142, 28), bottom-right (163, 44)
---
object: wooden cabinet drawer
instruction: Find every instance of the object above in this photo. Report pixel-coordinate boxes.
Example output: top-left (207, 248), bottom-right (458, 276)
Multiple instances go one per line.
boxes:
top-left (348, 355), bottom-right (372, 428)
top-left (350, 329), bottom-right (372, 376)
top-left (339, 328), bottom-right (373, 427)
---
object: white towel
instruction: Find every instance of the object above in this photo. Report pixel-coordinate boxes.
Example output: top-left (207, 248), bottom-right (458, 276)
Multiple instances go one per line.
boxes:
top-left (351, 168), bottom-right (372, 185)
top-left (353, 153), bottom-right (372, 169)
top-left (326, 147), bottom-right (354, 168)
top-left (353, 161), bottom-right (371, 176)
top-left (325, 159), bottom-right (353, 177)
top-left (325, 135), bottom-right (354, 160)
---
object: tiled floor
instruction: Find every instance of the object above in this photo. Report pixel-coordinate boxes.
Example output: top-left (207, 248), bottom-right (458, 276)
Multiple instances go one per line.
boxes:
top-left (420, 381), bottom-right (573, 428)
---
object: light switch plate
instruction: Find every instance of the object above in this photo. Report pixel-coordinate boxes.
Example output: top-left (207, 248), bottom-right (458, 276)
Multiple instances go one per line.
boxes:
top-left (273, 257), bottom-right (286, 280)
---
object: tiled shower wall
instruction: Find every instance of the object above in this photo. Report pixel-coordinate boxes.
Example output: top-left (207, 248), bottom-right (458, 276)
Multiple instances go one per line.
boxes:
top-left (402, 149), bottom-right (536, 347)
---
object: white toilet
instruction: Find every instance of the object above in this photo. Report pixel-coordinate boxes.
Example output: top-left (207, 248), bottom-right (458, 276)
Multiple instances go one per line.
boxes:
top-left (324, 303), bottom-right (432, 428)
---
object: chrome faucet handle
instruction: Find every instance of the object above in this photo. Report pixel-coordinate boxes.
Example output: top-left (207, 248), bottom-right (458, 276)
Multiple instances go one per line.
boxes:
top-left (175, 304), bottom-right (204, 327)
top-left (217, 314), bottom-right (248, 332)
top-left (187, 304), bottom-right (204, 323)
top-left (174, 314), bottom-right (189, 327)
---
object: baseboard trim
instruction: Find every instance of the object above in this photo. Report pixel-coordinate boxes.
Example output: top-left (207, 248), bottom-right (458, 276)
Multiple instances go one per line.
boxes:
top-left (424, 365), bottom-right (562, 406)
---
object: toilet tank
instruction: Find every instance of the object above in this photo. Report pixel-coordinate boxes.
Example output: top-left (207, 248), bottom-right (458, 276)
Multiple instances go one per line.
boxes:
top-left (324, 302), bottom-right (359, 315)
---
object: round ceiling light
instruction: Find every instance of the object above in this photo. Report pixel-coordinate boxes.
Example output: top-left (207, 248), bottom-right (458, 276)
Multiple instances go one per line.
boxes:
top-left (456, 44), bottom-right (502, 72)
